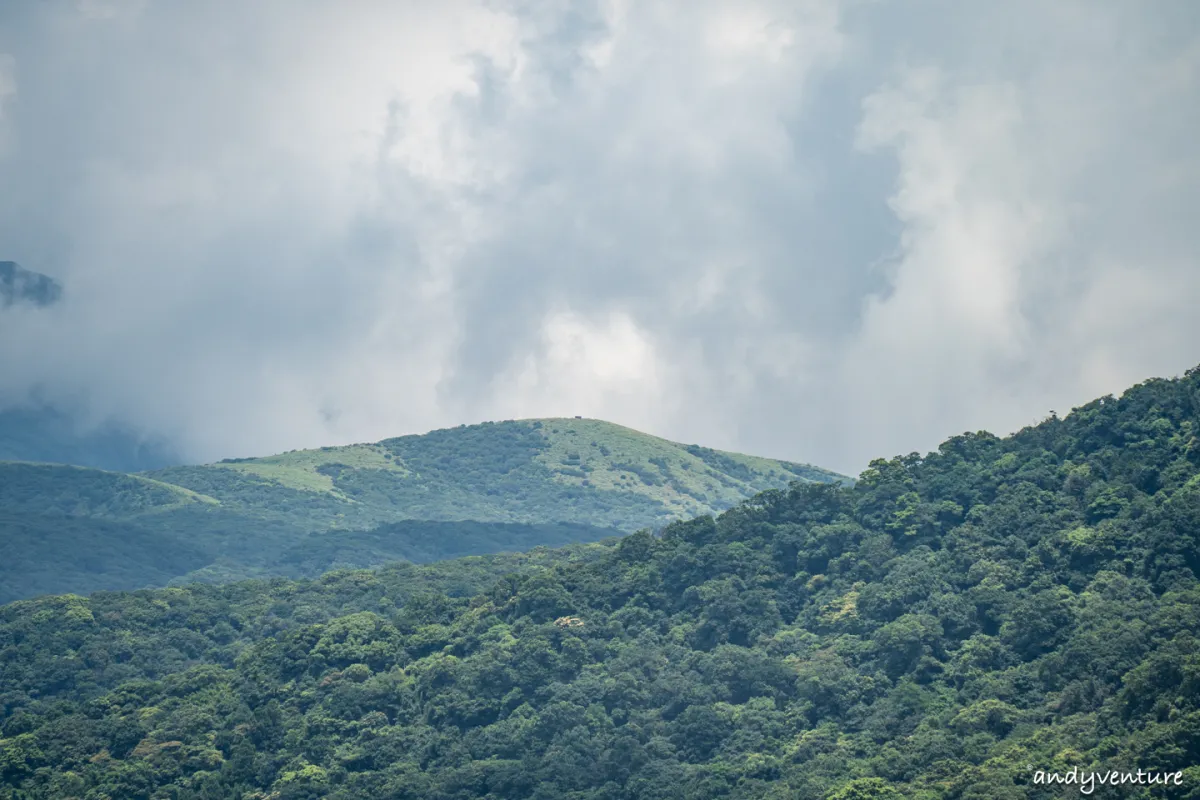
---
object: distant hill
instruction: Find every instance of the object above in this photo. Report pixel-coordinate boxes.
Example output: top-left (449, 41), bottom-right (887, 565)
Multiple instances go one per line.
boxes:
top-left (0, 461), bottom-right (627, 598)
top-left (0, 511), bottom-right (213, 604)
top-left (0, 418), bottom-right (845, 601)
top-left (0, 506), bottom-right (619, 604)
top-left (2, 367), bottom-right (1199, 799)
top-left (149, 417), bottom-right (847, 533)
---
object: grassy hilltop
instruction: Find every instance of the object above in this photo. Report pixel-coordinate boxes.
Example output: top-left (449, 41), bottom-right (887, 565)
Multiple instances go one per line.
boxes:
top-left (0, 418), bottom-right (844, 601)
top-left (147, 417), bottom-right (845, 533)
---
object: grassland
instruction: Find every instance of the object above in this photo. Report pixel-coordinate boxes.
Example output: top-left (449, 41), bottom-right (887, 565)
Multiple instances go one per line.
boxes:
top-left (524, 417), bottom-right (842, 517)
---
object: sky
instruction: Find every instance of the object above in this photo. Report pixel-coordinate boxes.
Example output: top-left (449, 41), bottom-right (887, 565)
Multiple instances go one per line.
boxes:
top-left (0, 0), bottom-right (1198, 476)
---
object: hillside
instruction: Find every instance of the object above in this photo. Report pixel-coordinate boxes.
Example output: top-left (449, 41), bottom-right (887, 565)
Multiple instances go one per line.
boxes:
top-left (0, 512), bottom-right (213, 604)
top-left (0, 462), bottom-right (625, 600)
top-left (148, 417), bottom-right (846, 533)
top-left (0, 419), bottom-right (842, 601)
top-left (0, 461), bottom-right (216, 518)
top-left (1, 368), bottom-right (1197, 798)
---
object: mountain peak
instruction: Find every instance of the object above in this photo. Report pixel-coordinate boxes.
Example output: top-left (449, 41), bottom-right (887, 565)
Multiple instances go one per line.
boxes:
top-left (143, 416), bottom-right (847, 535)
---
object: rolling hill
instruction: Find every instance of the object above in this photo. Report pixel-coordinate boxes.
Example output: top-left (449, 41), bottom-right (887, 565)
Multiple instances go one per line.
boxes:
top-left (148, 417), bottom-right (846, 532)
top-left (0, 418), bottom-right (846, 600)
top-left (0, 512), bottom-right (213, 604)
top-left (1, 367), bottom-right (1197, 799)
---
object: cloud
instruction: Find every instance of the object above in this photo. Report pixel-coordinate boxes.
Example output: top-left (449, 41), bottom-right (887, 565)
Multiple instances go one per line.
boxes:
top-left (75, 0), bottom-right (149, 21)
top-left (0, 52), bottom-right (12, 109)
top-left (0, 52), bottom-right (14, 155)
top-left (0, 0), bottom-right (1197, 474)
top-left (833, 1), bottom-right (1200, 465)
top-left (486, 309), bottom-right (671, 431)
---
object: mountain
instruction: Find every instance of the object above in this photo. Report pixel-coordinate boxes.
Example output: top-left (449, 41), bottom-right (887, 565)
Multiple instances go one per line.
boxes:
top-left (0, 418), bottom-right (845, 600)
top-left (148, 417), bottom-right (846, 533)
top-left (0, 462), bottom-right (626, 600)
top-left (1, 368), bottom-right (1197, 798)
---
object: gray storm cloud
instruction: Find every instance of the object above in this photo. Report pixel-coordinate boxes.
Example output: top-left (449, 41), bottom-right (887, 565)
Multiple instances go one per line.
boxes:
top-left (0, 0), bottom-right (1197, 475)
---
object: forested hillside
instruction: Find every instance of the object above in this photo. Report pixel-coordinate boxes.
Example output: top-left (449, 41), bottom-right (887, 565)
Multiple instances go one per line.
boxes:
top-left (0, 419), bottom-right (842, 602)
top-left (1, 369), bottom-right (1198, 798)
top-left (148, 417), bottom-right (845, 532)
top-left (0, 512), bottom-right (624, 605)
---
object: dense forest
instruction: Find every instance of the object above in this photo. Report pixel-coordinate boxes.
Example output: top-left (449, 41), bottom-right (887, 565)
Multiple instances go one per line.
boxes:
top-left (0, 513), bottom-right (624, 605)
top-left (1, 368), bottom-right (1199, 798)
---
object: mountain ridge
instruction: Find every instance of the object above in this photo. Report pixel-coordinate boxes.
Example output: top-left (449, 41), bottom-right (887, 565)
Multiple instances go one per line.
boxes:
top-left (146, 416), bottom-right (847, 533)
top-left (1, 365), bottom-right (1197, 799)
top-left (0, 416), bottom-right (844, 601)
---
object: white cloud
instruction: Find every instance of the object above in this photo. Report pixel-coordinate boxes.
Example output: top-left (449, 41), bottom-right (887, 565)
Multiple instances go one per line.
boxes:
top-left (0, 53), bottom-right (13, 108)
top-left (832, 2), bottom-right (1200, 466)
top-left (75, 0), bottom-right (149, 20)
top-left (489, 309), bottom-right (672, 431)
top-left (0, 53), bottom-right (14, 154)
top-left (0, 0), bottom-right (1197, 473)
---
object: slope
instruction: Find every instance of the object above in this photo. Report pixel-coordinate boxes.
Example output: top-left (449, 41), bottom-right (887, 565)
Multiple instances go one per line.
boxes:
top-left (0, 461), bottom-right (216, 518)
top-left (0, 461), bottom-right (626, 599)
top-left (0, 512), bottom-right (213, 604)
top-left (148, 417), bottom-right (846, 533)
top-left (0, 419), bottom-right (839, 600)
top-left (1, 368), bottom-right (1198, 798)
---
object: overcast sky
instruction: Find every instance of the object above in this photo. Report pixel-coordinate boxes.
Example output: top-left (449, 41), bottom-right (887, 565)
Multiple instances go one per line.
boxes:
top-left (1, 0), bottom-right (1198, 476)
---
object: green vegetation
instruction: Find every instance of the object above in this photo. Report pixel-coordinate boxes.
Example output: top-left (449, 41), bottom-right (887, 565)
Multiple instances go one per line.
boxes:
top-left (0, 462), bottom-right (214, 519)
top-left (265, 521), bottom-right (625, 580)
top-left (2, 368), bottom-right (1199, 798)
top-left (0, 513), bottom-right (212, 605)
top-left (0, 419), bottom-right (844, 599)
top-left (0, 419), bottom-right (839, 602)
top-left (0, 497), bottom-right (622, 604)
top-left (149, 418), bottom-right (846, 533)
